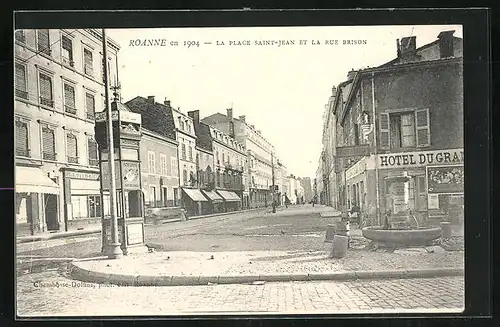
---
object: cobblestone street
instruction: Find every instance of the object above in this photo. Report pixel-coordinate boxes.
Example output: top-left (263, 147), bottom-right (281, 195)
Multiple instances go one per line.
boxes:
top-left (17, 266), bottom-right (464, 316)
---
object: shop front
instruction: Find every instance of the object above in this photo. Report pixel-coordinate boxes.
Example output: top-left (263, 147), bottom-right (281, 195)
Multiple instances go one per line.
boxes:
top-left (201, 190), bottom-right (223, 214)
top-left (181, 187), bottom-right (208, 216)
top-left (345, 157), bottom-right (368, 224)
top-left (216, 190), bottom-right (241, 212)
top-left (62, 169), bottom-right (103, 231)
top-left (376, 148), bottom-right (464, 228)
top-left (15, 165), bottom-right (60, 236)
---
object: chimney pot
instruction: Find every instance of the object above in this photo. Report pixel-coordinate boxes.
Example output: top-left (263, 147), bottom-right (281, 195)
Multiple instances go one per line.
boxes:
top-left (399, 36), bottom-right (417, 56)
top-left (147, 96), bottom-right (155, 103)
top-left (164, 98), bottom-right (171, 106)
top-left (239, 115), bottom-right (246, 123)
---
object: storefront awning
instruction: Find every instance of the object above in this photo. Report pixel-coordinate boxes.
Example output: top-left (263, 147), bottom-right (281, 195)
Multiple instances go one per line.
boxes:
top-left (216, 190), bottom-right (241, 202)
top-left (202, 190), bottom-right (223, 203)
top-left (182, 188), bottom-right (208, 202)
top-left (16, 166), bottom-right (59, 194)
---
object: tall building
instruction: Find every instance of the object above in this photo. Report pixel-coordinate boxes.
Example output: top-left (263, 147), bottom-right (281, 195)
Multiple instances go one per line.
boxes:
top-left (15, 29), bottom-right (120, 236)
top-left (300, 177), bottom-right (314, 203)
top-left (202, 109), bottom-right (275, 208)
top-left (330, 30), bottom-right (463, 227)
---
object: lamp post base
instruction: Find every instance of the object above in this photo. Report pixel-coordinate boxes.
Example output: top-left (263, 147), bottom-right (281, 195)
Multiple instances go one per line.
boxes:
top-left (107, 243), bottom-right (123, 259)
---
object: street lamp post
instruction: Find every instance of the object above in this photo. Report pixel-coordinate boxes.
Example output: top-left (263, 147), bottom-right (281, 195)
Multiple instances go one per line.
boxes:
top-left (103, 29), bottom-right (122, 259)
top-left (271, 152), bottom-right (276, 213)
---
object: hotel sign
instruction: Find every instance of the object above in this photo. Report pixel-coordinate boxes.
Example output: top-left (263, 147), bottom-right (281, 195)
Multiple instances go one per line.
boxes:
top-left (378, 149), bottom-right (463, 169)
top-left (346, 157), bottom-right (367, 180)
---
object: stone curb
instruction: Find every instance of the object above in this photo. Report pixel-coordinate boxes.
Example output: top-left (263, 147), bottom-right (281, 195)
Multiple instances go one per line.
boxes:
top-left (69, 261), bottom-right (464, 287)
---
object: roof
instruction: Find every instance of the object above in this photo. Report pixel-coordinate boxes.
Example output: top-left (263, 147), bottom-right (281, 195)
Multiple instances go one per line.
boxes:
top-left (195, 122), bottom-right (213, 152)
top-left (111, 101), bottom-right (131, 112)
top-left (201, 113), bottom-right (231, 125)
top-left (124, 96), bottom-right (176, 141)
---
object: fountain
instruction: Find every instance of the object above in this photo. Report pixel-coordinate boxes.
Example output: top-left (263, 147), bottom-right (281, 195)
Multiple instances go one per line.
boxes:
top-left (362, 175), bottom-right (441, 247)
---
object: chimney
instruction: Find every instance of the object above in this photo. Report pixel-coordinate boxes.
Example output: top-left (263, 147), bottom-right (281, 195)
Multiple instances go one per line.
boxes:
top-left (399, 36), bottom-right (417, 56)
top-left (227, 108), bottom-right (234, 137)
top-left (147, 96), bottom-right (155, 103)
top-left (396, 39), bottom-right (401, 57)
top-left (331, 85), bottom-right (337, 95)
top-left (188, 110), bottom-right (200, 125)
top-left (437, 30), bottom-right (455, 58)
top-left (164, 97), bottom-right (171, 107)
top-left (239, 115), bottom-right (246, 123)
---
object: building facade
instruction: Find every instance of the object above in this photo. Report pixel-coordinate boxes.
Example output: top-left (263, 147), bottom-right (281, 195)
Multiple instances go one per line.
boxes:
top-left (15, 28), bottom-right (120, 235)
top-left (202, 109), bottom-right (274, 209)
top-left (300, 177), bottom-right (314, 203)
top-left (124, 96), bottom-right (180, 213)
top-left (332, 30), bottom-right (463, 228)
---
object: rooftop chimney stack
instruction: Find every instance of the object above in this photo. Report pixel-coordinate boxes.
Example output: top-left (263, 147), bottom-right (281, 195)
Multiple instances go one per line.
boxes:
top-left (147, 96), bottom-right (155, 103)
top-left (346, 69), bottom-right (356, 81)
top-left (164, 98), bottom-right (171, 107)
top-left (227, 108), bottom-right (234, 137)
top-left (396, 39), bottom-right (401, 57)
top-left (188, 110), bottom-right (200, 125)
top-left (399, 36), bottom-right (417, 57)
top-left (239, 115), bottom-right (246, 123)
top-left (437, 30), bottom-right (455, 58)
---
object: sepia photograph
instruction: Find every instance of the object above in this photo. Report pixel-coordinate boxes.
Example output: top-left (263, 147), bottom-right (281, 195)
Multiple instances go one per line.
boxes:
top-left (14, 22), bottom-right (465, 316)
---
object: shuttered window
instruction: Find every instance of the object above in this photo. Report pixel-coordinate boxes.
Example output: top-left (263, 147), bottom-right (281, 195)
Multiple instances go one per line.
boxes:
top-left (379, 113), bottom-right (390, 149)
top-left (84, 48), bottom-right (93, 76)
top-left (415, 108), bottom-right (431, 147)
top-left (85, 93), bottom-right (95, 120)
top-left (61, 35), bottom-right (73, 63)
top-left (401, 113), bottom-right (416, 147)
top-left (64, 83), bottom-right (76, 114)
top-left (66, 133), bottom-right (78, 163)
top-left (88, 137), bottom-right (98, 166)
top-left (148, 151), bottom-right (155, 174)
top-left (15, 63), bottom-right (28, 99)
top-left (42, 126), bottom-right (55, 160)
top-left (37, 30), bottom-right (51, 55)
top-left (39, 73), bottom-right (53, 107)
top-left (15, 120), bottom-right (29, 157)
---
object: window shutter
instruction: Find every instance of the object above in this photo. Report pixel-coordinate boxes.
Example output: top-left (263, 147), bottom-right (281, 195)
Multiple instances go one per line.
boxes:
top-left (415, 108), bottom-right (431, 147)
top-left (88, 138), bottom-right (98, 160)
top-left (39, 74), bottom-right (52, 100)
top-left (42, 127), bottom-right (55, 154)
top-left (64, 84), bottom-right (76, 108)
top-left (84, 49), bottom-right (93, 74)
top-left (67, 133), bottom-right (77, 157)
top-left (15, 64), bottom-right (26, 91)
top-left (15, 121), bottom-right (28, 152)
top-left (86, 93), bottom-right (95, 115)
top-left (379, 113), bottom-right (390, 148)
top-left (37, 30), bottom-right (50, 54)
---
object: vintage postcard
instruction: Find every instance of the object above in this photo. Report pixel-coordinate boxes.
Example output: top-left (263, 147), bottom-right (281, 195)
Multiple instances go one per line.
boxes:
top-left (15, 23), bottom-right (465, 316)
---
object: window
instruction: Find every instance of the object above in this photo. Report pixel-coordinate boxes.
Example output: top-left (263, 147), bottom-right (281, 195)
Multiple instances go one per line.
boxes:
top-left (39, 73), bottom-right (54, 108)
top-left (159, 154), bottom-right (167, 176)
top-left (85, 93), bottom-right (96, 120)
top-left (42, 126), bottom-right (56, 160)
top-left (64, 83), bottom-right (77, 114)
top-left (15, 120), bottom-right (29, 157)
top-left (83, 48), bottom-right (93, 76)
top-left (66, 132), bottom-right (78, 163)
top-left (171, 157), bottom-right (178, 176)
top-left (88, 137), bottom-right (98, 166)
top-left (88, 195), bottom-right (102, 218)
top-left (61, 35), bottom-right (74, 66)
top-left (183, 170), bottom-right (188, 183)
top-left (188, 146), bottom-right (193, 161)
top-left (15, 30), bottom-right (26, 43)
top-left (148, 151), bottom-right (155, 174)
top-left (181, 143), bottom-right (186, 160)
top-left (37, 30), bottom-right (51, 56)
top-left (15, 63), bottom-right (28, 100)
top-left (379, 109), bottom-right (430, 149)
top-left (222, 153), bottom-right (225, 164)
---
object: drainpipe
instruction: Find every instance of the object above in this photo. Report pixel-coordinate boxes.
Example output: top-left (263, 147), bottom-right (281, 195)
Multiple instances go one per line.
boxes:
top-left (371, 72), bottom-right (381, 226)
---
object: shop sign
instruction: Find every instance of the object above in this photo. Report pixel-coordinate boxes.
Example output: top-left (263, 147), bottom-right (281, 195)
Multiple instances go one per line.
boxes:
top-left (120, 111), bottom-right (141, 125)
top-left (95, 111), bottom-right (119, 123)
top-left (428, 194), bottom-right (440, 209)
top-left (122, 161), bottom-right (140, 189)
top-left (378, 148), bottom-right (463, 169)
top-left (65, 171), bottom-right (99, 180)
top-left (427, 165), bottom-right (464, 194)
top-left (346, 157), bottom-right (367, 180)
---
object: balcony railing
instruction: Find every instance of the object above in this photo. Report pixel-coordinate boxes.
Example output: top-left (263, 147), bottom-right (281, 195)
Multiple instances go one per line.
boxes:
top-left (89, 158), bottom-right (99, 166)
top-left (40, 96), bottom-right (54, 108)
top-left (67, 156), bottom-right (79, 164)
top-left (16, 148), bottom-right (30, 157)
top-left (86, 111), bottom-right (95, 120)
top-left (43, 152), bottom-right (56, 161)
top-left (15, 89), bottom-right (28, 100)
top-left (65, 105), bottom-right (77, 115)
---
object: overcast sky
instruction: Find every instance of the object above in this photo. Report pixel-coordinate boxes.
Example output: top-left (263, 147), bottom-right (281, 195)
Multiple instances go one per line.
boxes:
top-left (107, 25), bottom-right (462, 179)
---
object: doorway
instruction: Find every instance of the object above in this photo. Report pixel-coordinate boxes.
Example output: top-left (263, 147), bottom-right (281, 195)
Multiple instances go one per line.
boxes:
top-left (44, 194), bottom-right (59, 231)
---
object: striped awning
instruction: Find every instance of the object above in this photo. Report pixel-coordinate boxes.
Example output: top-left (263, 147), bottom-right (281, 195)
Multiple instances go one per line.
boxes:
top-left (182, 188), bottom-right (208, 202)
top-left (216, 190), bottom-right (241, 202)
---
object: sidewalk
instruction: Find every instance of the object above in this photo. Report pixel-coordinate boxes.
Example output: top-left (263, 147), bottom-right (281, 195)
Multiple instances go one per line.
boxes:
top-left (16, 206), bottom-right (276, 244)
top-left (70, 242), bottom-right (464, 287)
